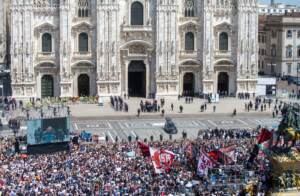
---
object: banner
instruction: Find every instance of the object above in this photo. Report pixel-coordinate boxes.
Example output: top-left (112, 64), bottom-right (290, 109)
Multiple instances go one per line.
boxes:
top-left (197, 149), bottom-right (217, 175)
top-left (138, 141), bottom-right (150, 157)
top-left (256, 128), bottom-right (273, 144)
top-left (150, 148), bottom-right (176, 174)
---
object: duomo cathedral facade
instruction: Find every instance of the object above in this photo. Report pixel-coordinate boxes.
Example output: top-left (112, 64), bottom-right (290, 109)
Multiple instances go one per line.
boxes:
top-left (10, 0), bottom-right (258, 98)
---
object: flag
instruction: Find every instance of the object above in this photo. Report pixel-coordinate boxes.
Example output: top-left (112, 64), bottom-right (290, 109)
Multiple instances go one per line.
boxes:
top-left (184, 141), bottom-right (193, 159)
top-left (150, 148), bottom-right (176, 174)
top-left (258, 138), bottom-right (272, 156)
top-left (197, 148), bottom-right (217, 175)
top-left (256, 128), bottom-right (273, 144)
top-left (208, 150), bottom-right (233, 165)
top-left (138, 141), bottom-right (150, 157)
top-left (219, 145), bottom-right (236, 163)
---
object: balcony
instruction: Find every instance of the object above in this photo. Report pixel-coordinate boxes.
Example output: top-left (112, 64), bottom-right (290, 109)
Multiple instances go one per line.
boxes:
top-left (179, 50), bottom-right (198, 59)
top-left (36, 52), bottom-right (56, 61)
top-left (121, 25), bottom-right (152, 43)
top-left (72, 51), bottom-right (93, 60)
top-left (214, 50), bottom-right (232, 58)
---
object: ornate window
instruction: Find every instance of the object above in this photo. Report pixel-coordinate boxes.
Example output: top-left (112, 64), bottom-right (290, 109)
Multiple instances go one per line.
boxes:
top-left (184, 0), bottom-right (195, 17)
top-left (42, 33), bottom-right (52, 53)
top-left (185, 32), bottom-right (194, 51)
top-left (286, 45), bottom-right (292, 58)
top-left (286, 30), bottom-right (292, 38)
top-left (219, 32), bottom-right (228, 51)
top-left (78, 0), bottom-right (90, 18)
top-left (78, 33), bottom-right (88, 52)
top-left (131, 2), bottom-right (144, 25)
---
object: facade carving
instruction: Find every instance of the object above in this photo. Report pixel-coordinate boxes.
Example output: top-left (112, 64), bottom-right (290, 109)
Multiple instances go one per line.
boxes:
top-left (10, 0), bottom-right (258, 99)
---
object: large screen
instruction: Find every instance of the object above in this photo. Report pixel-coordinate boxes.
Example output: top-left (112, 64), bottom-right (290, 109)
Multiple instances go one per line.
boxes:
top-left (27, 117), bottom-right (70, 145)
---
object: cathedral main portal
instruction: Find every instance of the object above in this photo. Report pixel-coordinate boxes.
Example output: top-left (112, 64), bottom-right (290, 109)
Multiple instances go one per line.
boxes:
top-left (217, 72), bottom-right (229, 96)
top-left (128, 61), bottom-right (146, 98)
top-left (78, 74), bottom-right (90, 97)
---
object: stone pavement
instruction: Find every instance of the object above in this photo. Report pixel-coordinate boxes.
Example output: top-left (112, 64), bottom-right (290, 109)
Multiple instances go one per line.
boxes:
top-left (69, 97), bottom-right (274, 118)
top-left (71, 115), bottom-right (280, 142)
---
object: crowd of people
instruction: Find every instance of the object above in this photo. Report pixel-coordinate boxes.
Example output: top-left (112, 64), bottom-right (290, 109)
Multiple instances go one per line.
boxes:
top-left (110, 96), bottom-right (128, 112)
top-left (0, 127), bottom-right (273, 195)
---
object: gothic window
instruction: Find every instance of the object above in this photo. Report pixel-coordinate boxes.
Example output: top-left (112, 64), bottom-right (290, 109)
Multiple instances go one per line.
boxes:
top-left (219, 32), bottom-right (228, 51)
top-left (131, 2), bottom-right (144, 26)
top-left (78, 33), bottom-right (88, 52)
top-left (184, 0), bottom-right (195, 17)
top-left (42, 33), bottom-right (52, 53)
top-left (298, 46), bottom-right (300, 57)
top-left (78, 0), bottom-right (90, 18)
top-left (286, 45), bottom-right (292, 58)
top-left (185, 32), bottom-right (194, 51)
top-left (286, 30), bottom-right (292, 38)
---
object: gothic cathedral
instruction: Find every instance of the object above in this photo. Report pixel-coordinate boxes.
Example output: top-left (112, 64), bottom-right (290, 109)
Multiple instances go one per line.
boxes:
top-left (10, 0), bottom-right (258, 98)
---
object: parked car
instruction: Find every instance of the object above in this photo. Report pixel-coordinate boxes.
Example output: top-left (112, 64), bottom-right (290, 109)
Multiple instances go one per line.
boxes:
top-left (163, 117), bottom-right (178, 134)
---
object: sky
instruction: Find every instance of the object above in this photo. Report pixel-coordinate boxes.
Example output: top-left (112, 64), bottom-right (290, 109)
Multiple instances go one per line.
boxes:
top-left (259, 0), bottom-right (300, 6)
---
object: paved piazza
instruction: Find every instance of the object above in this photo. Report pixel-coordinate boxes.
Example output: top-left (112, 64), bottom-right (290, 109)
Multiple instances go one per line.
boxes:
top-left (72, 116), bottom-right (280, 142)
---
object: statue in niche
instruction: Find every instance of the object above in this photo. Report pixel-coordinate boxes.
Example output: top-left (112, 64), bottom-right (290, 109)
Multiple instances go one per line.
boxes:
top-left (26, 42), bottom-right (29, 55)
top-left (100, 42), bottom-right (103, 56)
top-left (111, 41), bottom-right (115, 55)
top-left (240, 40), bottom-right (243, 53)
top-left (14, 42), bottom-right (17, 56)
top-left (171, 41), bottom-right (174, 55)
top-left (159, 41), bottom-right (162, 56)
top-left (122, 16), bottom-right (126, 25)
top-left (63, 42), bottom-right (67, 57)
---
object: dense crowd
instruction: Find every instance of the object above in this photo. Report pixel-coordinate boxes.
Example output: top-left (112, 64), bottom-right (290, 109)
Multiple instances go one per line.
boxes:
top-left (0, 127), bottom-right (272, 195)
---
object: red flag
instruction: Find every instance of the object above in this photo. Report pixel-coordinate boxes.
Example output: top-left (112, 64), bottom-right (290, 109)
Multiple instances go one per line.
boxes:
top-left (208, 150), bottom-right (233, 165)
top-left (257, 128), bottom-right (273, 144)
top-left (150, 148), bottom-right (176, 173)
top-left (137, 141), bottom-right (150, 157)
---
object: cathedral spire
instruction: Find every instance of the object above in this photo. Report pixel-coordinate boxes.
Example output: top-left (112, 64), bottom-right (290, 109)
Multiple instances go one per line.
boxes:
top-left (271, 0), bottom-right (275, 6)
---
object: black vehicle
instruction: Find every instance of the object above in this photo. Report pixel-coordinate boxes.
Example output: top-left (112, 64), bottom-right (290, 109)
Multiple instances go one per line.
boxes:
top-left (163, 117), bottom-right (178, 134)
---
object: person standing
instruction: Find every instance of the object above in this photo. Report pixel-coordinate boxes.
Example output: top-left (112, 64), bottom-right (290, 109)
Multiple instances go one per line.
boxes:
top-left (213, 105), bottom-right (216, 112)
top-left (171, 103), bottom-right (174, 111)
top-left (137, 109), bottom-right (141, 117)
top-left (179, 105), bottom-right (183, 113)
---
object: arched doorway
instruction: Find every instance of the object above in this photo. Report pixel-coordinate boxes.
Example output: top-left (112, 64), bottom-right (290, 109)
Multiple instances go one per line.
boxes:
top-left (128, 61), bottom-right (146, 97)
top-left (183, 73), bottom-right (195, 96)
top-left (78, 74), bottom-right (90, 97)
top-left (41, 75), bottom-right (54, 98)
top-left (217, 72), bottom-right (229, 96)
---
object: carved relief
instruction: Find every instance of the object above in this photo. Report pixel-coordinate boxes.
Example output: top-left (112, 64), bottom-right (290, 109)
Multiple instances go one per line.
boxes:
top-left (129, 45), bottom-right (146, 54)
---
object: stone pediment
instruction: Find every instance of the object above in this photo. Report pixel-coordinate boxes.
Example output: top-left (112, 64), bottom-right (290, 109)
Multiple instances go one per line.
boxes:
top-left (214, 22), bottom-right (232, 31)
top-left (120, 40), bottom-right (153, 51)
top-left (214, 59), bottom-right (234, 66)
top-left (179, 59), bottom-right (201, 66)
top-left (179, 21), bottom-right (199, 31)
top-left (34, 22), bottom-right (57, 36)
top-left (71, 60), bottom-right (95, 68)
top-left (71, 22), bottom-right (94, 33)
top-left (35, 62), bottom-right (59, 73)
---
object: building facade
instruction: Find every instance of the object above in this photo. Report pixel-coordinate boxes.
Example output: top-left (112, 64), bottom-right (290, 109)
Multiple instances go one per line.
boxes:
top-left (258, 2), bottom-right (300, 15)
top-left (0, 0), bottom-right (11, 96)
top-left (10, 0), bottom-right (258, 99)
top-left (259, 13), bottom-right (300, 77)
